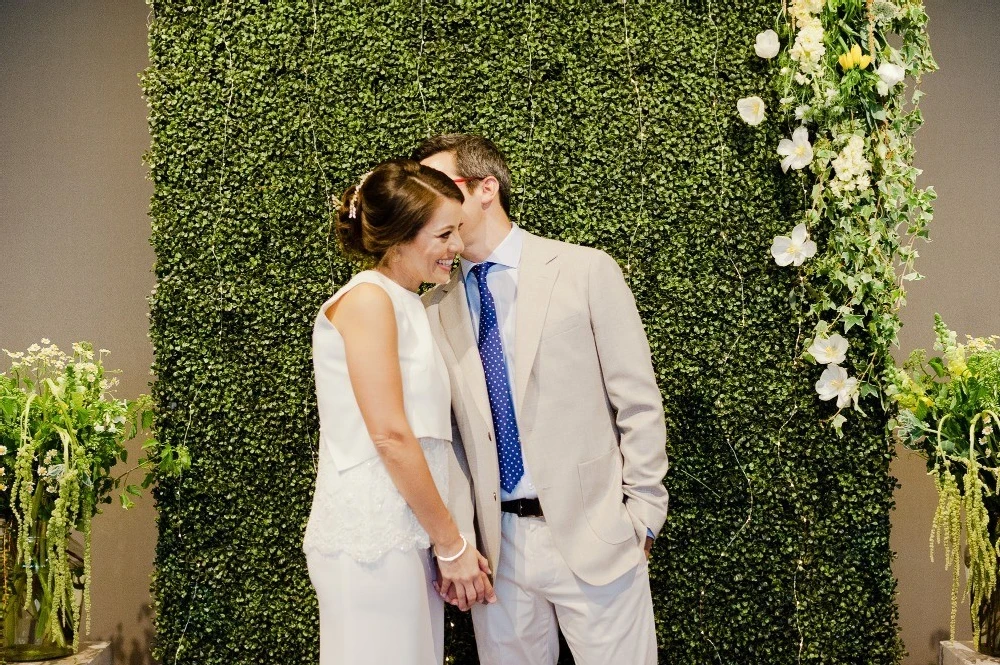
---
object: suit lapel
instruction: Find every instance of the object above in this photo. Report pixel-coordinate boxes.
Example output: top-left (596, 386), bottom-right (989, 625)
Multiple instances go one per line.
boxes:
top-left (514, 233), bottom-right (558, 416)
top-left (438, 271), bottom-right (495, 432)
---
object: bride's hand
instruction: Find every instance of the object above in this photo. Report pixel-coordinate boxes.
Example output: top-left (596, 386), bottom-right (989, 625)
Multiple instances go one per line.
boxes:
top-left (435, 539), bottom-right (496, 611)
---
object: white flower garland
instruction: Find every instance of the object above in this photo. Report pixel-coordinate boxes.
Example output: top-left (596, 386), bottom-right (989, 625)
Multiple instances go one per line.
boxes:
top-left (739, 0), bottom-right (937, 432)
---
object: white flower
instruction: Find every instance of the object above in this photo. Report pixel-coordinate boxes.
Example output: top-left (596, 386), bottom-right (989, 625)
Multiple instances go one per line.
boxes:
top-left (770, 223), bottom-right (818, 267)
top-left (0, 446), bottom-right (7, 456)
top-left (808, 334), bottom-right (849, 365)
top-left (876, 62), bottom-right (905, 96)
top-left (777, 126), bottom-right (813, 172)
top-left (112, 415), bottom-right (126, 425)
top-left (737, 96), bottom-right (766, 126)
top-left (794, 104), bottom-right (810, 120)
top-left (40, 338), bottom-right (51, 345)
top-left (790, 17), bottom-right (826, 69)
top-left (37, 465), bottom-right (47, 477)
top-left (794, 72), bottom-right (811, 85)
top-left (27, 344), bottom-right (40, 353)
top-left (790, 0), bottom-right (824, 21)
top-left (754, 30), bottom-right (780, 59)
top-left (815, 365), bottom-right (860, 408)
top-left (831, 135), bottom-right (872, 191)
top-left (95, 424), bottom-right (106, 433)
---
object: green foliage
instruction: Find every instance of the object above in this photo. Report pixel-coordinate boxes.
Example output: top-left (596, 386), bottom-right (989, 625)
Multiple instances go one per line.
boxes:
top-left (145, 1), bottom-right (904, 662)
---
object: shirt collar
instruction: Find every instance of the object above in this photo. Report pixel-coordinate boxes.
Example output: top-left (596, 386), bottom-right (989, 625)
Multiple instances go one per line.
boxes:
top-left (460, 224), bottom-right (523, 281)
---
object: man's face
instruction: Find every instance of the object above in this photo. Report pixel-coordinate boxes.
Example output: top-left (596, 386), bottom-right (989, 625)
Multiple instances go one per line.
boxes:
top-left (419, 150), bottom-right (483, 250)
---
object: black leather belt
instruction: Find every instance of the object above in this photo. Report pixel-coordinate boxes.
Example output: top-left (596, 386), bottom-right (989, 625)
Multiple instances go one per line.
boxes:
top-left (500, 498), bottom-right (543, 517)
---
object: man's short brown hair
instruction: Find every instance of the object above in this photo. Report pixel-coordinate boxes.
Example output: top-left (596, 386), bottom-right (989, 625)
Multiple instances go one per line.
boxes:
top-left (411, 134), bottom-right (512, 215)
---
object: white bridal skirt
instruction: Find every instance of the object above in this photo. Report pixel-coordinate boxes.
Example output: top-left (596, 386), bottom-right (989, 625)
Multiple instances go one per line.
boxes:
top-left (307, 546), bottom-right (444, 665)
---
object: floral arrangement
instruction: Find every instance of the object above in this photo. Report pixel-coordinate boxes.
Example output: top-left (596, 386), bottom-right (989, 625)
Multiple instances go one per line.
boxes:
top-left (738, 0), bottom-right (936, 432)
top-left (0, 341), bottom-right (190, 651)
top-left (888, 317), bottom-right (1000, 644)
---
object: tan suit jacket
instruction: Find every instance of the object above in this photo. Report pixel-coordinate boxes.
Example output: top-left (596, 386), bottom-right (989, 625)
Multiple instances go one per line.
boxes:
top-left (424, 231), bottom-right (669, 586)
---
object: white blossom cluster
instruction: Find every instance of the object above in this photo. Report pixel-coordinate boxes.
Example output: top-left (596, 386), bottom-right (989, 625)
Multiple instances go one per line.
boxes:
top-left (789, 17), bottom-right (826, 76)
top-left (830, 135), bottom-right (873, 196)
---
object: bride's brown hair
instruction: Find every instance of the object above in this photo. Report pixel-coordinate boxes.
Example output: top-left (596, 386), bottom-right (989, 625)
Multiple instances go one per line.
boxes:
top-left (336, 159), bottom-right (464, 263)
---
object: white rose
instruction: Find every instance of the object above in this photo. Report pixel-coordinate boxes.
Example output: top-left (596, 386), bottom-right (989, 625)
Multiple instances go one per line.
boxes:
top-left (876, 62), bottom-right (905, 96)
top-left (771, 223), bottom-right (818, 267)
top-left (777, 126), bottom-right (814, 172)
top-left (815, 365), bottom-right (860, 408)
top-left (808, 334), bottom-right (849, 365)
top-left (737, 96), bottom-right (766, 126)
top-left (754, 30), bottom-right (780, 59)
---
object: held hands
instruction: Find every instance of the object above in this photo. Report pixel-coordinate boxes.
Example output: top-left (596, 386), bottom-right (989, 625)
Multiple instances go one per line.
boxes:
top-left (433, 537), bottom-right (496, 612)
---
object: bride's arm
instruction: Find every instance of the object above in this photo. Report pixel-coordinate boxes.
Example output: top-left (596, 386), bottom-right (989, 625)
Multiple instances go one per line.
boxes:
top-left (329, 283), bottom-right (493, 609)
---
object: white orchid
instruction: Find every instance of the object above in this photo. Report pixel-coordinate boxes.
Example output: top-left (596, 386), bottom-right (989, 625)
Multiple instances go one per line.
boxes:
top-left (777, 126), bottom-right (813, 172)
top-left (737, 96), bottom-right (766, 126)
top-left (876, 62), bottom-right (905, 96)
top-left (808, 333), bottom-right (849, 365)
top-left (815, 365), bottom-right (859, 408)
top-left (770, 223), bottom-right (818, 267)
top-left (754, 30), bottom-right (780, 59)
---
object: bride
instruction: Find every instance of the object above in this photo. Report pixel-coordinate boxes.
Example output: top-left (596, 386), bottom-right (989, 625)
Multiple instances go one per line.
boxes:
top-left (303, 159), bottom-right (495, 664)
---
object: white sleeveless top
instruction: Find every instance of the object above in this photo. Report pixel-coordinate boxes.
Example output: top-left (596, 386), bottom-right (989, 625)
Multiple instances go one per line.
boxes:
top-left (303, 270), bottom-right (452, 562)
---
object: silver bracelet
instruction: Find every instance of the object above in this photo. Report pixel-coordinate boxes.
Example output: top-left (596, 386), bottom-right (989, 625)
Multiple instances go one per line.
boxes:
top-left (435, 534), bottom-right (468, 562)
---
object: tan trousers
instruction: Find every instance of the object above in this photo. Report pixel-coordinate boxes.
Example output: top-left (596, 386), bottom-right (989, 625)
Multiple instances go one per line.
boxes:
top-left (471, 512), bottom-right (657, 665)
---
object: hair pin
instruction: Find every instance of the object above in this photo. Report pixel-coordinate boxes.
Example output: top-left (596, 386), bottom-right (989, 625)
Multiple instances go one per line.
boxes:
top-left (348, 171), bottom-right (372, 219)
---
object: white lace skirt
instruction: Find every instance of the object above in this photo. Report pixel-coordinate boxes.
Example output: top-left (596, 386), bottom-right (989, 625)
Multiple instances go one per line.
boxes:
top-left (303, 437), bottom-right (450, 563)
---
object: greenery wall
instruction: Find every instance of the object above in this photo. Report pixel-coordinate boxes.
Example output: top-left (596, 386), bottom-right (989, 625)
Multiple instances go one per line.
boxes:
top-left (145, 0), bottom-right (901, 662)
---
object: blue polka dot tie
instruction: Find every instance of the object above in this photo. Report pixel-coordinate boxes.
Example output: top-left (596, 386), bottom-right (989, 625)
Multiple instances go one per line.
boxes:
top-left (471, 262), bottom-right (524, 494)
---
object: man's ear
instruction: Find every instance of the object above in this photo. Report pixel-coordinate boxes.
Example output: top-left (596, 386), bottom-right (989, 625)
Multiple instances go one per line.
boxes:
top-left (478, 175), bottom-right (500, 209)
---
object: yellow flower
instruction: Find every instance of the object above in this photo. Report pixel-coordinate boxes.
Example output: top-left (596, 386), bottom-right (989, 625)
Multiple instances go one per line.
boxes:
top-left (839, 44), bottom-right (872, 71)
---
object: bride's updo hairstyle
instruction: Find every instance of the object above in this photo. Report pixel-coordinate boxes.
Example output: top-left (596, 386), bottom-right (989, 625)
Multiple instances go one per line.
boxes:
top-left (336, 159), bottom-right (464, 263)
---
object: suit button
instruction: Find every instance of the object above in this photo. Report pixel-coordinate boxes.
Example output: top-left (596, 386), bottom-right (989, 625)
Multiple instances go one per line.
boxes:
top-left (493, 492), bottom-right (497, 501)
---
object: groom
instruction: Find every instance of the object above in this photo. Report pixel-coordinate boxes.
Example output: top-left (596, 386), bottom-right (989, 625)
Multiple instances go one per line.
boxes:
top-left (417, 134), bottom-right (669, 665)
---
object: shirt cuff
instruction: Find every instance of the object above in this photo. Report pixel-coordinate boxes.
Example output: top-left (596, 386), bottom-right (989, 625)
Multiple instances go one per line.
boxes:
top-left (646, 528), bottom-right (655, 540)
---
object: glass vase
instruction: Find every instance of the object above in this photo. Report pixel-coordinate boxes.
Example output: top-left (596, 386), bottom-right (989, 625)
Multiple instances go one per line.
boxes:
top-left (0, 518), bottom-right (82, 661)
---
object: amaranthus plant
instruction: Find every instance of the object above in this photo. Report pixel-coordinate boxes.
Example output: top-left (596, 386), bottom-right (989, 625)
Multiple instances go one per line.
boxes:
top-left (888, 316), bottom-right (1000, 645)
top-left (0, 340), bottom-right (190, 652)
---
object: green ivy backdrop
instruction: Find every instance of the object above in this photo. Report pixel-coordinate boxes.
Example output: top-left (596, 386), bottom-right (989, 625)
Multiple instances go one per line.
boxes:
top-left (144, 0), bottom-right (902, 663)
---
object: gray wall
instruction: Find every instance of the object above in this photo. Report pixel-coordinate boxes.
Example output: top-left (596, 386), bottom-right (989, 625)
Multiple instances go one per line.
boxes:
top-left (0, 1), bottom-right (996, 663)
top-left (0, 1), bottom-right (157, 663)
top-left (891, 0), bottom-right (1000, 662)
